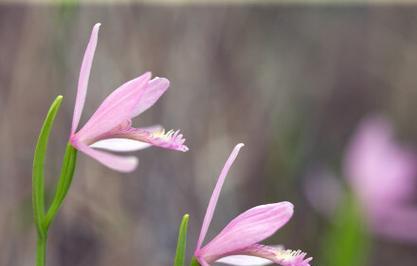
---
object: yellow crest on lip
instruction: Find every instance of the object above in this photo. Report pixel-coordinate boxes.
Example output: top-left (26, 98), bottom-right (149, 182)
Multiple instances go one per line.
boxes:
top-left (275, 249), bottom-right (305, 262)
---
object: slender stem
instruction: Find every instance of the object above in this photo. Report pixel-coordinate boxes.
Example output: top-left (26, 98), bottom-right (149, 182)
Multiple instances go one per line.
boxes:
top-left (190, 257), bottom-right (200, 266)
top-left (36, 233), bottom-right (47, 266)
top-left (45, 144), bottom-right (77, 228)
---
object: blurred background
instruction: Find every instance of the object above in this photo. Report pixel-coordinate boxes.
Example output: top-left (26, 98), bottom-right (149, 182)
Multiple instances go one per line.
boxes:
top-left (1, 2), bottom-right (417, 266)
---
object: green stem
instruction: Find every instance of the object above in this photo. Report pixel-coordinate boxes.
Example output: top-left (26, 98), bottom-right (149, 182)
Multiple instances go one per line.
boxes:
top-left (190, 257), bottom-right (200, 266)
top-left (36, 234), bottom-right (47, 266)
top-left (45, 144), bottom-right (77, 228)
top-left (32, 96), bottom-right (79, 266)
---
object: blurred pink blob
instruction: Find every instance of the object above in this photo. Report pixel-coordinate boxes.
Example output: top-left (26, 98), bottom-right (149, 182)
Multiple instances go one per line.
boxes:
top-left (194, 144), bottom-right (312, 266)
top-left (344, 116), bottom-right (417, 242)
top-left (69, 23), bottom-right (188, 172)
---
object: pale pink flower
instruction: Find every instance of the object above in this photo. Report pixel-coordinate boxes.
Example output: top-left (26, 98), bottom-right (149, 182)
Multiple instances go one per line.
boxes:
top-left (194, 144), bottom-right (312, 266)
top-left (69, 23), bottom-right (188, 172)
top-left (344, 116), bottom-right (417, 242)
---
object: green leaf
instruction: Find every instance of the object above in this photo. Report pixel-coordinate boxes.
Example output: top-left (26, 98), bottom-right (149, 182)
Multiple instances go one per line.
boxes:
top-left (320, 192), bottom-right (371, 266)
top-left (32, 95), bottom-right (63, 238)
top-left (45, 143), bottom-right (77, 228)
top-left (174, 214), bottom-right (190, 266)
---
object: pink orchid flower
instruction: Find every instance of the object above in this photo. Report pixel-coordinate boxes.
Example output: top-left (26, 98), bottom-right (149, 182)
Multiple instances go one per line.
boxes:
top-left (344, 116), bottom-right (417, 243)
top-left (194, 144), bottom-right (312, 266)
top-left (69, 23), bottom-right (188, 172)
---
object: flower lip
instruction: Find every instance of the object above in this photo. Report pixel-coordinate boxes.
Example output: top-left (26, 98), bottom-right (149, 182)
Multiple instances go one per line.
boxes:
top-left (215, 245), bottom-right (313, 266)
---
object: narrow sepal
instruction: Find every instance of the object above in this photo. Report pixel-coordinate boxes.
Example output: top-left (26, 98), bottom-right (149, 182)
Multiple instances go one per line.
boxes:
top-left (174, 214), bottom-right (190, 266)
top-left (32, 95), bottom-right (63, 237)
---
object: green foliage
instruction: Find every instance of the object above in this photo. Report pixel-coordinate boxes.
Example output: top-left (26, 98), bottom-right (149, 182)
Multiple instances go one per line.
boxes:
top-left (32, 96), bottom-right (78, 266)
top-left (321, 192), bottom-right (371, 266)
top-left (174, 214), bottom-right (190, 266)
top-left (32, 96), bottom-right (63, 238)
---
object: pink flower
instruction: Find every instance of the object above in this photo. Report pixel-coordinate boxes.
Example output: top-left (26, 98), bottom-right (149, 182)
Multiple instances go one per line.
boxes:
top-left (194, 144), bottom-right (312, 266)
top-left (69, 23), bottom-right (188, 172)
top-left (344, 116), bottom-right (417, 242)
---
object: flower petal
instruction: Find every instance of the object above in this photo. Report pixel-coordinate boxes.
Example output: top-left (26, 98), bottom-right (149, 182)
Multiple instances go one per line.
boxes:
top-left (75, 72), bottom-right (151, 142)
top-left (344, 115), bottom-right (417, 209)
top-left (372, 207), bottom-right (417, 243)
top-left (217, 255), bottom-right (273, 266)
top-left (90, 138), bottom-right (152, 152)
top-left (131, 77), bottom-right (170, 117)
top-left (238, 245), bottom-right (312, 266)
top-left (196, 144), bottom-right (245, 251)
top-left (199, 202), bottom-right (293, 261)
top-left (74, 141), bottom-right (138, 172)
top-left (107, 126), bottom-right (189, 152)
top-left (71, 23), bottom-right (100, 134)
top-left (198, 258), bottom-right (210, 266)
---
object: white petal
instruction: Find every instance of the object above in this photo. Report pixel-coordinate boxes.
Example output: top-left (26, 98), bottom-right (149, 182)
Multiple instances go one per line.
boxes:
top-left (217, 255), bottom-right (272, 266)
top-left (90, 138), bottom-right (151, 152)
top-left (74, 141), bottom-right (138, 172)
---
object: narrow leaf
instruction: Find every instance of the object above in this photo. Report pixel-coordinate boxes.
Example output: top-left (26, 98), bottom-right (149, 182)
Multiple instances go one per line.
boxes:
top-left (174, 214), bottom-right (189, 266)
top-left (32, 95), bottom-right (63, 237)
top-left (320, 192), bottom-right (371, 266)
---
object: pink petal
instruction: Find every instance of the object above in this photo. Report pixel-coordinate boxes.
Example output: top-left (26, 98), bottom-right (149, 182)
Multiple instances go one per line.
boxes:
top-left (199, 202), bottom-right (294, 261)
top-left (131, 77), bottom-right (170, 118)
top-left (372, 207), bottom-right (417, 243)
top-left (140, 124), bottom-right (164, 132)
top-left (75, 72), bottom-right (151, 142)
top-left (72, 23), bottom-right (100, 134)
top-left (344, 115), bottom-right (417, 210)
top-left (196, 143), bottom-right (245, 251)
top-left (238, 245), bottom-right (312, 266)
top-left (217, 255), bottom-right (273, 266)
top-left (106, 126), bottom-right (189, 152)
top-left (198, 259), bottom-right (210, 266)
top-left (90, 138), bottom-right (152, 152)
top-left (74, 141), bottom-right (138, 172)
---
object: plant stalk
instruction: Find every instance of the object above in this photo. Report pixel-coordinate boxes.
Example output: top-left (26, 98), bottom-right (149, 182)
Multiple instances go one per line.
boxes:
top-left (36, 233), bottom-right (47, 266)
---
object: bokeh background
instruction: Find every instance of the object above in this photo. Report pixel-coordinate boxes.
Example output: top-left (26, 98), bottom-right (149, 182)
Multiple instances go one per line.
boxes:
top-left (1, 2), bottom-right (417, 266)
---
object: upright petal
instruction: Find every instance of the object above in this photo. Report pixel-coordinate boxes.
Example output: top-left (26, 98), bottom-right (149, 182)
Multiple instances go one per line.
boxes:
top-left (72, 23), bottom-right (100, 134)
top-left (199, 202), bottom-right (294, 262)
top-left (75, 72), bottom-right (151, 142)
top-left (196, 143), bottom-right (245, 251)
top-left (131, 77), bottom-right (170, 117)
top-left (74, 141), bottom-right (138, 172)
